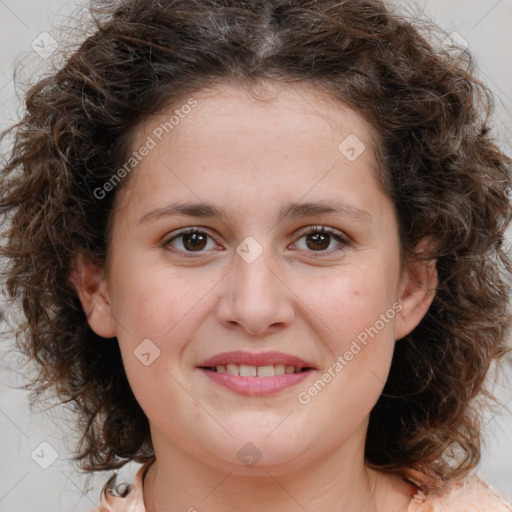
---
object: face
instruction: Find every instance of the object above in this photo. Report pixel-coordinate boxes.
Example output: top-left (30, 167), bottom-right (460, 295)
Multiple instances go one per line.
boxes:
top-left (76, 81), bottom-right (436, 475)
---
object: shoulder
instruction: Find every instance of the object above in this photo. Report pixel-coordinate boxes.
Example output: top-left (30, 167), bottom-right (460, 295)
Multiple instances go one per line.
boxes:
top-left (92, 457), bottom-right (155, 512)
top-left (408, 476), bottom-right (512, 512)
top-left (91, 462), bottom-right (511, 512)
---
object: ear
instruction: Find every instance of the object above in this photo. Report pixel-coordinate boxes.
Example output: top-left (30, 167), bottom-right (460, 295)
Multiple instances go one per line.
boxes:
top-left (394, 237), bottom-right (438, 341)
top-left (69, 255), bottom-right (116, 338)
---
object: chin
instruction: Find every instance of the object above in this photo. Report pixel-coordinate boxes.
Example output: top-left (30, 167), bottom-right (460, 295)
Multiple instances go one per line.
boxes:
top-left (207, 432), bottom-right (311, 474)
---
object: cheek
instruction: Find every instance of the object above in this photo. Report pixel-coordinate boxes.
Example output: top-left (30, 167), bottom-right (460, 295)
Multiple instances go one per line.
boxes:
top-left (302, 264), bottom-right (399, 347)
top-left (294, 269), bottom-right (399, 430)
top-left (107, 266), bottom-right (206, 416)
top-left (109, 257), bottom-right (219, 341)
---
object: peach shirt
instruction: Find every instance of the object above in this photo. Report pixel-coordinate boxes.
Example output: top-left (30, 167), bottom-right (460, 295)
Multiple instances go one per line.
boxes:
top-left (94, 457), bottom-right (512, 512)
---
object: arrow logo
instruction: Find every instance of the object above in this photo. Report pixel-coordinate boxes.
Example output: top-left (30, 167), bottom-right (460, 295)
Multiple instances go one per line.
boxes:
top-left (441, 441), bottom-right (468, 469)
top-left (236, 237), bottom-right (263, 264)
top-left (31, 441), bottom-right (59, 469)
top-left (236, 442), bottom-right (263, 467)
top-left (338, 134), bottom-right (366, 162)
top-left (134, 339), bottom-right (161, 366)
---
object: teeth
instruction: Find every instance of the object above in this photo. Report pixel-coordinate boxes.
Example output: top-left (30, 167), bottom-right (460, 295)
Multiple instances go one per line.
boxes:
top-left (213, 363), bottom-right (305, 376)
top-left (274, 364), bottom-right (286, 375)
top-left (226, 363), bottom-right (239, 375)
top-left (240, 364), bottom-right (257, 377)
top-left (257, 365), bottom-right (274, 377)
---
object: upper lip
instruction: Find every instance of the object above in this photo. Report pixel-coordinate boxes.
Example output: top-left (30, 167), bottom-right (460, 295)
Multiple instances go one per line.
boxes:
top-left (197, 351), bottom-right (316, 369)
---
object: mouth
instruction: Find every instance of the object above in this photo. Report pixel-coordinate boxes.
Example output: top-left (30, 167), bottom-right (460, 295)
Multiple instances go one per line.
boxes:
top-left (196, 351), bottom-right (316, 396)
top-left (196, 350), bottom-right (316, 374)
top-left (200, 364), bottom-right (313, 376)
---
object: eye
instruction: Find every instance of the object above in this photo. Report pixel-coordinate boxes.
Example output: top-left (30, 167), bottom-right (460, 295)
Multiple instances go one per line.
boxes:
top-left (293, 226), bottom-right (349, 254)
top-left (164, 228), bottom-right (220, 255)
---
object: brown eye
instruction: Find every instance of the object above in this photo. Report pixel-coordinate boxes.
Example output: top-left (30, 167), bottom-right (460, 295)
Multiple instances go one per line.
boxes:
top-left (166, 228), bottom-right (217, 254)
top-left (305, 231), bottom-right (331, 251)
top-left (294, 226), bottom-right (348, 254)
top-left (182, 232), bottom-right (208, 251)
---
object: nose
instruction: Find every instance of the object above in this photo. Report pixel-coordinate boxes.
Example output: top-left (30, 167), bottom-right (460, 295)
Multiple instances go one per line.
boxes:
top-left (215, 246), bottom-right (296, 336)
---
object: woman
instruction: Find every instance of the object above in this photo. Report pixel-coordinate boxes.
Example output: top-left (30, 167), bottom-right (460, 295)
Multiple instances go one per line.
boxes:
top-left (1, 1), bottom-right (511, 510)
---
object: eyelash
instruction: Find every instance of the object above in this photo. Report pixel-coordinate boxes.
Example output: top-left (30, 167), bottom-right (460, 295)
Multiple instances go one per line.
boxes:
top-left (293, 226), bottom-right (349, 255)
top-left (164, 226), bottom-right (350, 258)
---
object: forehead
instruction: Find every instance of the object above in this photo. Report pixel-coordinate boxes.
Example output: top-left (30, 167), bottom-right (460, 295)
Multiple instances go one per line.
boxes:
top-left (161, 81), bottom-right (372, 138)
top-left (114, 81), bottom-right (385, 217)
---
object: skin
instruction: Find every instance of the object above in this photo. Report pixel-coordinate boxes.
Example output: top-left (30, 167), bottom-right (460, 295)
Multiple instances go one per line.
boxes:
top-left (74, 81), bottom-right (437, 512)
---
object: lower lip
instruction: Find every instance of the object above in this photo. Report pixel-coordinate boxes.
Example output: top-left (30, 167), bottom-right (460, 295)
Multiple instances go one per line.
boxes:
top-left (198, 368), bottom-right (314, 396)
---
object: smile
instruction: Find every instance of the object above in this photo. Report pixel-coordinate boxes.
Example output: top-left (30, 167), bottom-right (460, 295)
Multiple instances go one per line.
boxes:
top-left (196, 351), bottom-right (317, 396)
top-left (203, 364), bottom-right (311, 376)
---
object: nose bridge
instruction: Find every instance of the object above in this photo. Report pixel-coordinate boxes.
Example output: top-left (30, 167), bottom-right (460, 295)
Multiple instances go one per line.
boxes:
top-left (216, 239), bottom-right (295, 335)
top-left (235, 244), bottom-right (276, 295)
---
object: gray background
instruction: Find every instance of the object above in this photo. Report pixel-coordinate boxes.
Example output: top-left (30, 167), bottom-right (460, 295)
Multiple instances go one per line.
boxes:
top-left (1, 1), bottom-right (511, 511)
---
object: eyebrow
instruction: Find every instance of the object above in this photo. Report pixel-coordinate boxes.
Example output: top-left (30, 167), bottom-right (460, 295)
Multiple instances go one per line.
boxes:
top-left (138, 199), bottom-right (373, 225)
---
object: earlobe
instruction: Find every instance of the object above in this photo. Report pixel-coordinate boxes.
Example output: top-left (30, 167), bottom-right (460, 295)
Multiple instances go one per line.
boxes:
top-left (69, 256), bottom-right (117, 338)
top-left (394, 238), bottom-right (438, 341)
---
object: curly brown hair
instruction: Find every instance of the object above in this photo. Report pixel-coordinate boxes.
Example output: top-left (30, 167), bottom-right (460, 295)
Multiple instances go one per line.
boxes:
top-left (1, 0), bottom-right (511, 495)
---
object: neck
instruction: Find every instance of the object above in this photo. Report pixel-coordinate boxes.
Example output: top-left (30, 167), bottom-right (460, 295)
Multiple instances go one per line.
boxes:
top-left (143, 428), bottom-right (414, 512)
